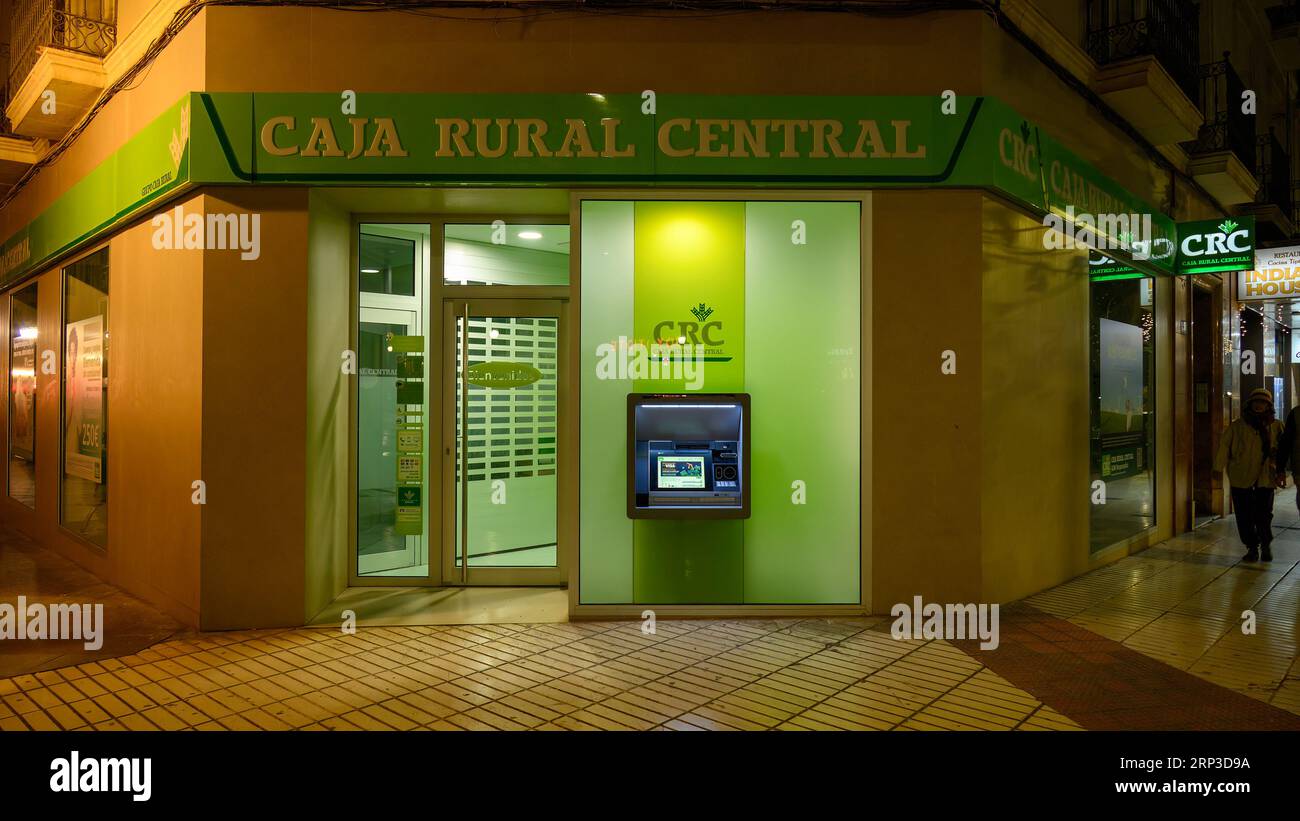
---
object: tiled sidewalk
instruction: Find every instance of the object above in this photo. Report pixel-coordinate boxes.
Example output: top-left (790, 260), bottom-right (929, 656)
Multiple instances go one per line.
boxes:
top-left (0, 618), bottom-right (1080, 731)
top-left (2, 499), bottom-right (1298, 730)
top-left (1025, 510), bottom-right (1300, 717)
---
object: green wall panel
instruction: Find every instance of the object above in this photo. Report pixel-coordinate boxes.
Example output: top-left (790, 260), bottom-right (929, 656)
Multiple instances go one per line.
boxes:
top-left (632, 202), bottom-right (746, 393)
top-left (580, 199), bottom-right (861, 606)
top-left (632, 202), bottom-right (746, 603)
top-left (632, 519), bottom-right (745, 604)
top-left (743, 202), bottom-right (862, 603)
top-left (579, 201), bottom-right (635, 602)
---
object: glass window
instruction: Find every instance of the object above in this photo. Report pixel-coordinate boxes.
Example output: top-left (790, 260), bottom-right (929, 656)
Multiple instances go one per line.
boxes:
top-left (62, 250), bottom-right (109, 547)
top-left (1090, 276), bottom-right (1155, 552)
top-left (8, 283), bottom-right (39, 508)
top-left (443, 224), bottom-right (569, 285)
top-left (360, 232), bottom-right (416, 296)
top-left (356, 225), bottom-right (428, 578)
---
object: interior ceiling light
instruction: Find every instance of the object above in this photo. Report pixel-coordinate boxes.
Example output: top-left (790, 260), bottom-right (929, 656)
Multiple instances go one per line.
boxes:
top-left (518, 231), bottom-right (543, 240)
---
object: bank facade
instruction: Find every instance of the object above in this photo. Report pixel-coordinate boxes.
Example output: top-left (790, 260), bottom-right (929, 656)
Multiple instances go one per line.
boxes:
top-left (0, 1), bottom-right (1296, 629)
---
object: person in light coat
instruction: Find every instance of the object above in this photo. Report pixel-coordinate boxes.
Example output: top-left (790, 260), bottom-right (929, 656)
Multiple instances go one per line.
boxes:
top-left (1215, 388), bottom-right (1284, 562)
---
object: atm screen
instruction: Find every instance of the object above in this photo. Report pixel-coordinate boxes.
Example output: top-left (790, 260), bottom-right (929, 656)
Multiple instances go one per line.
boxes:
top-left (628, 393), bottom-right (750, 519)
top-left (656, 455), bottom-right (706, 489)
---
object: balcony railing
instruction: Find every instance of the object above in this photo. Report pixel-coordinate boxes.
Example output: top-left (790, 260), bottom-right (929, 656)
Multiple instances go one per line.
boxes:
top-left (1085, 0), bottom-right (1201, 104)
top-left (0, 43), bottom-right (14, 137)
top-left (1181, 52), bottom-right (1257, 167)
top-left (8, 0), bottom-right (117, 97)
top-left (1255, 129), bottom-right (1294, 220)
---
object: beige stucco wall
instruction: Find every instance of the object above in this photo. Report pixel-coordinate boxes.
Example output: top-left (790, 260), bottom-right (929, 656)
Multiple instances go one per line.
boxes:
top-left (871, 190), bottom-right (985, 607)
top-left (304, 189), bottom-right (350, 622)
top-left (197, 187), bottom-right (309, 630)
top-left (0, 192), bottom-right (205, 626)
top-left (978, 195), bottom-right (1092, 603)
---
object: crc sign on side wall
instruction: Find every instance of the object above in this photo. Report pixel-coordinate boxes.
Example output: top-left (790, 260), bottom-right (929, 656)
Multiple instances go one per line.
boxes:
top-left (1176, 216), bottom-right (1255, 275)
top-left (1238, 245), bottom-right (1300, 301)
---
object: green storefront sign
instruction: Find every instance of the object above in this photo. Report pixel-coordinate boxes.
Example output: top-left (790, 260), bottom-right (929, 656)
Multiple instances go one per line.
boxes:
top-left (1175, 216), bottom-right (1255, 275)
top-left (1, 91), bottom-right (1188, 286)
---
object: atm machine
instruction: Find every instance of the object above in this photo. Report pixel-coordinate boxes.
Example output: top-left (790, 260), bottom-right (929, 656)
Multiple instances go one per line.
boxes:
top-left (627, 393), bottom-right (750, 519)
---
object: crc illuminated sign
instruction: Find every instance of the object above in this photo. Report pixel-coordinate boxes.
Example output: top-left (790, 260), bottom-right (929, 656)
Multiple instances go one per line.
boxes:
top-left (1176, 217), bottom-right (1255, 275)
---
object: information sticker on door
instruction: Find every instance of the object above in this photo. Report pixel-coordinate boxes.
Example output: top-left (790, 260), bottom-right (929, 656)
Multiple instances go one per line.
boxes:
top-left (396, 427), bottom-right (423, 453)
top-left (393, 335), bottom-right (425, 536)
top-left (397, 454), bottom-right (423, 484)
top-left (395, 485), bottom-right (423, 535)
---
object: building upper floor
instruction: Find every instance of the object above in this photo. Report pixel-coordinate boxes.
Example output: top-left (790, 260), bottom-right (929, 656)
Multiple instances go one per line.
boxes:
top-left (0, 0), bottom-right (1296, 243)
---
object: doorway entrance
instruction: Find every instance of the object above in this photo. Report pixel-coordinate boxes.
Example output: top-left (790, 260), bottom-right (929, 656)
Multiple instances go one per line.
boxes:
top-left (1190, 278), bottom-right (1222, 528)
top-left (348, 214), bottom-right (571, 593)
top-left (441, 298), bottom-right (566, 586)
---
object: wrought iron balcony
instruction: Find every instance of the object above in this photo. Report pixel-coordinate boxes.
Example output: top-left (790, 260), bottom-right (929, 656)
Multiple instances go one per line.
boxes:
top-left (8, 0), bottom-right (117, 97)
top-left (1255, 129), bottom-right (1294, 219)
top-left (0, 44), bottom-right (14, 137)
top-left (1181, 52), bottom-right (1257, 167)
top-left (1085, 0), bottom-right (1201, 104)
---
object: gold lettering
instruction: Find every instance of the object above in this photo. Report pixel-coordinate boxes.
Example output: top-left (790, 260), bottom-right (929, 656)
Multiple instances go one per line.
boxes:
top-left (731, 119), bottom-right (770, 158)
top-left (890, 120), bottom-right (926, 159)
top-left (472, 118), bottom-right (512, 159)
top-left (770, 120), bottom-right (809, 158)
top-left (365, 118), bottom-right (407, 158)
top-left (556, 119), bottom-right (598, 158)
top-left (600, 119), bottom-right (635, 158)
top-left (513, 119), bottom-right (553, 158)
top-left (849, 120), bottom-right (889, 159)
top-left (657, 118), bottom-right (693, 158)
top-left (435, 118), bottom-right (473, 158)
top-left (301, 117), bottom-right (344, 158)
top-left (260, 116), bottom-right (298, 156)
top-left (347, 118), bottom-right (366, 160)
top-left (810, 119), bottom-right (847, 159)
top-left (696, 119), bottom-right (729, 158)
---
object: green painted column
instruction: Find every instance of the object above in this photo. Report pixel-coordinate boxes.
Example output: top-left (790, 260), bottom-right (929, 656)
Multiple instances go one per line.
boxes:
top-left (632, 201), bottom-right (746, 603)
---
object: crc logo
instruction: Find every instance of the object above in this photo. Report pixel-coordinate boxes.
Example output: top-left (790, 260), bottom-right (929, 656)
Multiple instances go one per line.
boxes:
top-left (1181, 220), bottom-right (1250, 257)
top-left (654, 303), bottom-right (722, 345)
top-left (1089, 233), bottom-right (1175, 266)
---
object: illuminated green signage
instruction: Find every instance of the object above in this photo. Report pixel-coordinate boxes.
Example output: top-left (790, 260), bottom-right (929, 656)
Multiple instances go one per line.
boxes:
top-left (0, 91), bottom-right (1183, 286)
top-left (1175, 216), bottom-right (1255, 275)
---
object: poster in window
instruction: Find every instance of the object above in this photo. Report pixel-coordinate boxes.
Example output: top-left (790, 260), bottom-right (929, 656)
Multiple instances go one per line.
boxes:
top-left (64, 316), bottom-right (104, 483)
top-left (10, 334), bottom-right (36, 461)
top-left (1098, 317), bottom-right (1145, 480)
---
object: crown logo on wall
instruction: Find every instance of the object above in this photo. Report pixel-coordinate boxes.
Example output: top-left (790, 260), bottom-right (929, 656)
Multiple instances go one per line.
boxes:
top-left (169, 100), bottom-right (191, 170)
top-left (690, 303), bottom-right (714, 322)
top-left (1219, 219), bottom-right (1238, 233)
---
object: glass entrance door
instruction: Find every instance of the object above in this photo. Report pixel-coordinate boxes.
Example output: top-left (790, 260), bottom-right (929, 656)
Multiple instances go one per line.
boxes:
top-left (441, 299), bottom-right (564, 585)
top-left (358, 305), bottom-right (429, 578)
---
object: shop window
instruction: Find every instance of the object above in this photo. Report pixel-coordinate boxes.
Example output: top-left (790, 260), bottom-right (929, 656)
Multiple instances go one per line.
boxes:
top-left (443, 224), bottom-right (569, 285)
top-left (61, 250), bottom-right (109, 547)
top-left (8, 283), bottom-right (39, 508)
top-left (360, 232), bottom-right (416, 296)
top-left (356, 224), bottom-right (428, 578)
top-left (1089, 276), bottom-right (1156, 552)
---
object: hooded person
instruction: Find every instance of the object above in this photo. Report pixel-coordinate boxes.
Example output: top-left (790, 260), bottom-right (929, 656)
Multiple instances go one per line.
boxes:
top-left (1214, 387), bottom-right (1284, 562)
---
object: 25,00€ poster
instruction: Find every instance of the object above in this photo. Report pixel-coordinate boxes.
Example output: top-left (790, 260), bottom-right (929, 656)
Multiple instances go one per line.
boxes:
top-left (64, 316), bottom-right (104, 483)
